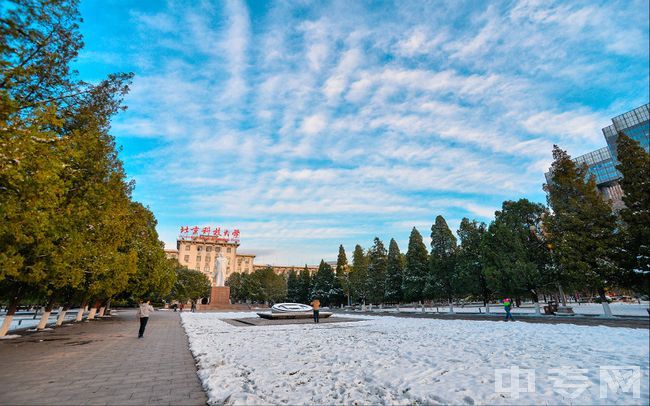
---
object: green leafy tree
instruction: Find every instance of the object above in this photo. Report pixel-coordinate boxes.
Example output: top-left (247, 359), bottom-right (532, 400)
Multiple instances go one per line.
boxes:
top-left (122, 203), bottom-right (176, 302)
top-left (616, 133), bottom-right (650, 294)
top-left (349, 244), bottom-right (369, 304)
top-left (456, 218), bottom-right (489, 304)
top-left (384, 238), bottom-right (403, 304)
top-left (544, 145), bottom-right (621, 315)
top-left (427, 216), bottom-right (458, 306)
top-left (254, 266), bottom-right (287, 304)
top-left (0, 0), bottom-right (135, 333)
top-left (170, 267), bottom-right (210, 303)
top-left (402, 228), bottom-right (428, 304)
top-left (367, 237), bottom-right (387, 304)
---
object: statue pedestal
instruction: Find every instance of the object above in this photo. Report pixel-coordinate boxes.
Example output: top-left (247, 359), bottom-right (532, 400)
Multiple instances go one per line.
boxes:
top-left (210, 286), bottom-right (230, 306)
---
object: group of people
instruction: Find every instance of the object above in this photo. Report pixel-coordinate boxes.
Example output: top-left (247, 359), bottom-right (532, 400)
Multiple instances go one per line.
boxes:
top-left (171, 301), bottom-right (197, 313)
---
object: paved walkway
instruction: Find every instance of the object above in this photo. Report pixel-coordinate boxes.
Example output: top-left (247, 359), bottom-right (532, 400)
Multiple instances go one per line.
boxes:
top-left (0, 309), bottom-right (207, 405)
top-left (338, 309), bottom-right (649, 329)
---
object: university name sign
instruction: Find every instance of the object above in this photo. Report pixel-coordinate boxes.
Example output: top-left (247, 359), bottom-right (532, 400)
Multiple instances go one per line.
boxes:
top-left (179, 226), bottom-right (240, 243)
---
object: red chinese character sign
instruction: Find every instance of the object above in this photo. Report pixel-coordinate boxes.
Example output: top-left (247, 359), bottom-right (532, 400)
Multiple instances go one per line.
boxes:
top-left (178, 226), bottom-right (240, 243)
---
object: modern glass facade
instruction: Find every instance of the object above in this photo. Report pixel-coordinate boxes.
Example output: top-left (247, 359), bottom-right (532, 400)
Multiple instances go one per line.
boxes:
top-left (602, 103), bottom-right (650, 160)
top-left (545, 103), bottom-right (649, 210)
top-left (573, 147), bottom-right (620, 185)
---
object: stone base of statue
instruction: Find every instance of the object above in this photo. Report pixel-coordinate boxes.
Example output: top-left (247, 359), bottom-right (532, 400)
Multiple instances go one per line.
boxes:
top-left (209, 286), bottom-right (230, 306)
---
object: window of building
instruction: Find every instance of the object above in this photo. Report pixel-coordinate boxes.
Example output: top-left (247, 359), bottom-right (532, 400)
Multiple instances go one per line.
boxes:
top-left (205, 255), bottom-right (211, 262)
top-left (206, 246), bottom-right (212, 252)
top-left (197, 246), bottom-right (203, 252)
top-left (216, 247), bottom-right (221, 252)
top-left (185, 245), bottom-right (190, 251)
top-left (245, 258), bottom-right (250, 263)
top-left (227, 247), bottom-right (231, 253)
top-left (184, 255), bottom-right (189, 262)
top-left (196, 256), bottom-right (201, 262)
top-left (204, 265), bottom-right (210, 272)
top-left (195, 265), bottom-right (200, 271)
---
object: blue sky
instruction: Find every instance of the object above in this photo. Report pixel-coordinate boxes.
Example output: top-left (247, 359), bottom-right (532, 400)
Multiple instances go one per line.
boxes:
top-left (73, 0), bottom-right (649, 265)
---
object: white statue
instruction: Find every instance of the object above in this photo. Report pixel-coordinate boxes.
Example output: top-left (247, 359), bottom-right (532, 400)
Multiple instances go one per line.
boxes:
top-left (213, 254), bottom-right (227, 287)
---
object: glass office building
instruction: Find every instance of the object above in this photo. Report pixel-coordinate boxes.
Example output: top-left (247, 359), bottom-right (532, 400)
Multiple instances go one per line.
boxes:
top-left (602, 103), bottom-right (650, 160)
top-left (545, 103), bottom-right (649, 210)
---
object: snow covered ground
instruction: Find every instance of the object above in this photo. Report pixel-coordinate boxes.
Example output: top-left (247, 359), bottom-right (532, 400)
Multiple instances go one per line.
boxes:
top-left (369, 302), bottom-right (650, 317)
top-left (181, 312), bottom-right (649, 405)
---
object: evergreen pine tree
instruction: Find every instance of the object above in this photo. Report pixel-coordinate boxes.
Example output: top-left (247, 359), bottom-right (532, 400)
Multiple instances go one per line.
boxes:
top-left (349, 244), bottom-right (369, 304)
top-left (311, 260), bottom-right (335, 306)
top-left (481, 200), bottom-right (550, 309)
top-left (367, 237), bottom-right (387, 304)
top-left (286, 270), bottom-right (300, 302)
top-left (616, 133), bottom-right (650, 293)
top-left (402, 228), bottom-right (428, 304)
top-left (544, 145), bottom-right (621, 315)
top-left (297, 266), bottom-right (312, 304)
top-left (427, 216), bottom-right (458, 308)
top-left (456, 218), bottom-right (490, 304)
top-left (384, 239), bottom-right (404, 304)
top-left (335, 245), bottom-right (349, 306)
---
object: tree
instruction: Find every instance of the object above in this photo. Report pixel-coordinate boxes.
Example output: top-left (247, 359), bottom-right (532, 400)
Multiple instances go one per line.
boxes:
top-left (296, 266), bottom-right (312, 304)
top-left (1, 0), bottom-right (84, 114)
top-left (311, 260), bottom-right (336, 306)
top-left (427, 216), bottom-right (458, 309)
top-left (481, 200), bottom-right (550, 312)
top-left (0, 0), bottom-right (135, 334)
top-left (254, 267), bottom-right (287, 304)
top-left (456, 218), bottom-right (489, 305)
top-left (544, 145), bottom-right (621, 315)
top-left (616, 133), bottom-right (650, 294)
top-left (349, 244), bottom-right (369, 305)
top-left (402, 228), bottom-right (428, 304)
top-left (286, 270), bottom-right (300, 302)
top-left (334, 245), bottom-right (349, 306)
top-left (384, 238), bottom-right (403, 304)
top-left (122, 203), bottom-right (176, 302)
top-left (170, 267), bottom-right (210, 303)
top-left (367, 237), bottom-right (387, 304)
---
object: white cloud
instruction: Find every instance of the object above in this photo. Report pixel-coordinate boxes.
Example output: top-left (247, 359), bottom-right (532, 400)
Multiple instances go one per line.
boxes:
top-left (100, 0), bottom-right (648, 264)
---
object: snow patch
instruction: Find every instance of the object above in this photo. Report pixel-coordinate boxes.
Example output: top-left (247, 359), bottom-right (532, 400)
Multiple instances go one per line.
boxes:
top-left (181, 312), bottom-right (649, 405)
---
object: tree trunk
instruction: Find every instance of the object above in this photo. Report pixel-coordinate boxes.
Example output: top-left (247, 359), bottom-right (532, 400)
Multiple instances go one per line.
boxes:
top-left (0, 293), bottom-right (22, 337)
top-left (598, 288), bottom-right (613, 317)
top-left (485, 303), bottom-right (490, 314)
top-left (87, 300), bottom-right (101, 320)
top-left (37, 298), bottom-right (56, 330)
top-left (557, 283), bottom-right (568, 306)
top-left (55, 305), bottom-right (69, 326)
top-left (104, 298), bottom-right (112, 317)
top-left (75, 301), bottom-right (88, 322)
top-left (531, 291), bottom-right (541, 315)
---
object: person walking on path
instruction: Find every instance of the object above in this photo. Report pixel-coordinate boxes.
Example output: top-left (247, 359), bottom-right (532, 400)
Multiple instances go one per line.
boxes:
top-left (179, 302), bottom-right (184, 312)
top-left (310, 299), bottom-right (320, 323)
top-left (503, 298), bottom-right (514, 321)
top-left (137, 300), bottom-right (155, 338)
top-left (191, 301), bottom-right (196, 312)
